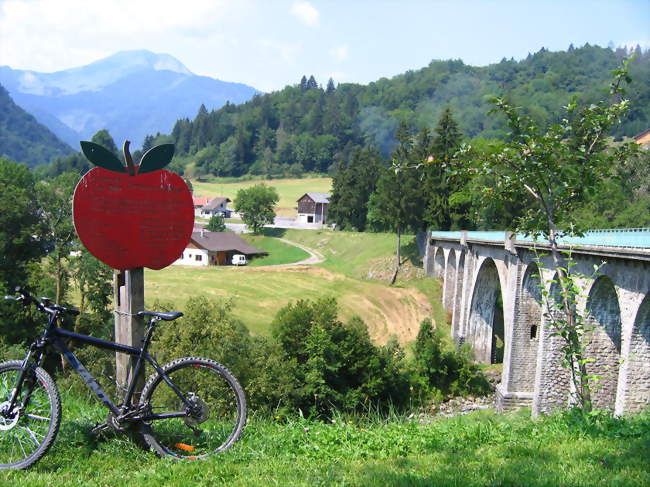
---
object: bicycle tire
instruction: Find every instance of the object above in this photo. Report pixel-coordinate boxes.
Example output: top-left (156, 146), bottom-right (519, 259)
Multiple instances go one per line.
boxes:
top-left (0, 360), bottom-right (61, 470)
top-left (139, 357), bottom-right (246, 460)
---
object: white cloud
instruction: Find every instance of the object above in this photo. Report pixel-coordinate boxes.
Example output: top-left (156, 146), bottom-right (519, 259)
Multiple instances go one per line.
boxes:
top-left (0, 0), bottom-right (245, 72)
top-left (329, 44), bottom-right (349, 62)
top-left (290, 1), bottom-right (319, 27)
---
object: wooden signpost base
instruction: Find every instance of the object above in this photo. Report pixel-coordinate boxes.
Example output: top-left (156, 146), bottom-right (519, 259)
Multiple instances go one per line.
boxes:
top-left (114, 267), bottom-right (145, 401)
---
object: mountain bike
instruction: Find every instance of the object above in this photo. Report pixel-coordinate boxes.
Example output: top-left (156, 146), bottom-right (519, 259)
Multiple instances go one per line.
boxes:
top-left (0, 287), bottom-right (246, 469)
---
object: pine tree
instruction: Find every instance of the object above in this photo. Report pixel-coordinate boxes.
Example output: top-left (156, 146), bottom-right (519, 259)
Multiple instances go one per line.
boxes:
top-left (328, 148), bottom-right (383, 231)
top-left (423, 108), bottom-right (463, 230)
top-left (326, 78), bottom-right (336, 94)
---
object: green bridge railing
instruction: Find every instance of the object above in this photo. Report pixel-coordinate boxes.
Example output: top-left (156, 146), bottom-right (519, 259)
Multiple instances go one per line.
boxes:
top-left (430, 228), bottom-right (650, 249)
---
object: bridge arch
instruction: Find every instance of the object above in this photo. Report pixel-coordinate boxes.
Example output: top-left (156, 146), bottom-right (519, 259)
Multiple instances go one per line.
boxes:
top-left (624, 294), bottom-right (650, 412)
top-left (467, 258), bottom-right (505, 364)
top-left (433, 247), bottom-right (445, 278)
top-left (584, 276), bottom-right (622, 411)
top-left (444, 250), bottom-right (457, 311)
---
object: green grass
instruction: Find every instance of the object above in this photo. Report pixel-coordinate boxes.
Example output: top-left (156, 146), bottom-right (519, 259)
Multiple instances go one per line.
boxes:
top-left (239, 234), bottom-right (310, 266)
top-left (146, 265), bottom-right (427, 341)
top-left (4, 392), bottom-right (649, 486)
top-left (265, 228), bottom-right (401, 279)
top-left (145, 229), bottom-right (441, 343)
top-left (191, 177), bottom-right (332, 217)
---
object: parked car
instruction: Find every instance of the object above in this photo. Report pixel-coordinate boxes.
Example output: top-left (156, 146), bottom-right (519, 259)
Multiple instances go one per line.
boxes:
top-left (232, 254), bottom-right (247, 266)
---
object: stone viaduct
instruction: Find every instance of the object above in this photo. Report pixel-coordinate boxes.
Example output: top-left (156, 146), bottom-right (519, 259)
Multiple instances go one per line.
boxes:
top-left (423, 229), bottom-right (650, 416)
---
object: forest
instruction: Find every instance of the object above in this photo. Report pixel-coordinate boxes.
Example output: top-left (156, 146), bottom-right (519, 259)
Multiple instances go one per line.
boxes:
top-left (31, 45), bottom-right (650, 233)
top-left (136, 44), bottom-right (649, 179)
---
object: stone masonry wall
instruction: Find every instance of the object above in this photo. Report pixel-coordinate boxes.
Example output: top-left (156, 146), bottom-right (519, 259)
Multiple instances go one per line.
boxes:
top-left (509, 264), bottom-right (542, 393)
top-left (584, 277), bottom-right (622, 411)
top-left (625, 296), bottom-right (650, 412)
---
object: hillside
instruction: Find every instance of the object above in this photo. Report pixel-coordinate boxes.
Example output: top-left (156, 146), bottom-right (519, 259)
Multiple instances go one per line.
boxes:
top-left (145, 229), bottom-right (440, 344)
top-left (0, 50), bottom-right (261, 150)
top-left (0, 84), bottom-right (73, 166)
top-left (149, 45), bottom-right (649, 178)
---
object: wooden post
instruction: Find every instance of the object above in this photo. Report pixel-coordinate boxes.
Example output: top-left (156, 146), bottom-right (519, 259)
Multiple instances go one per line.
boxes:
top-left (114, 267), bottom-right (145, 401)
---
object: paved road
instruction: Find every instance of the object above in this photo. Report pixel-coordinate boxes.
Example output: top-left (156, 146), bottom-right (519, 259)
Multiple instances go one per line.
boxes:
top-left (225, 216), bottom-right (329, 234)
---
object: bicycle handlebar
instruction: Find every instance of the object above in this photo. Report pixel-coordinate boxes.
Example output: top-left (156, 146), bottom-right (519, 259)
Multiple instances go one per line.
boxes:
top-left (4, 286), bottom-right (79, 316)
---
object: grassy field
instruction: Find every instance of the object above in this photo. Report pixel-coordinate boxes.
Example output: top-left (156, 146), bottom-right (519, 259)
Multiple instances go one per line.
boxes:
top-left (4, 393), bottom-right (648, 487)
top-left (145, 229), bottom-right (441, 344)
top-left (239, 234), bottom-right (310, 267)
top-left (191, 177), bottom-right (332, 217)
top-left (146, 265), bottom-right (429, 343)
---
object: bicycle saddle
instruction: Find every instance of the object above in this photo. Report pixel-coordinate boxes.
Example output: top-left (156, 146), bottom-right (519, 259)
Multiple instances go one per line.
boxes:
top-left (137, 311), bottom-right (183, 321)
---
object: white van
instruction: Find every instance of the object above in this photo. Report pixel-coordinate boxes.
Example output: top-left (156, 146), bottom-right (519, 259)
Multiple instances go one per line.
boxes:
top-left (232, 254), bottom-right (247, 266)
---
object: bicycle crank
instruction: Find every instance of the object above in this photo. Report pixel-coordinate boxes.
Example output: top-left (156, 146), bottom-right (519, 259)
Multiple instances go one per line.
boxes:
top-left (0, 401), bottom-right (20, 431)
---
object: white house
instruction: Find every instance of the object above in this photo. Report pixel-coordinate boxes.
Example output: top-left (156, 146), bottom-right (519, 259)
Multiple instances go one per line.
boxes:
top-left (193, 196), bottom-right (231, 218)
top-left (174, 230), bottom-right (267, 266)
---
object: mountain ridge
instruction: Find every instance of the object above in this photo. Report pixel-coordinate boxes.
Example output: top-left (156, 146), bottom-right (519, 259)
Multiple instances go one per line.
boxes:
top-left (0, 83), bottom-right (74, 167)
top-left (0, 50), bottom-right (261, 149)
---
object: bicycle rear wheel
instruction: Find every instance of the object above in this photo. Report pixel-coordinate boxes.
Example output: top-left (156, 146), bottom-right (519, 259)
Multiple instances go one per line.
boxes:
top-left (0, 360), bottom-right (61, 469)
top-left (139, 357), bottom-right (246, 460)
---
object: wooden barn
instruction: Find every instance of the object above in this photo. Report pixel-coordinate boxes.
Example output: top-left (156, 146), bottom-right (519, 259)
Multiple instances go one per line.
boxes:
top-left (296, 192), bottom-right (330, 225)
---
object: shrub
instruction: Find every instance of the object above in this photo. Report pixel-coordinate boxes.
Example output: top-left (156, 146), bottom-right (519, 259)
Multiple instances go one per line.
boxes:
top-left (271, 297), bottom-right (410, 417)
top-left (152, 295), bottom-right (254, 387)
top-left (413, 319), bottom-right (490, 398)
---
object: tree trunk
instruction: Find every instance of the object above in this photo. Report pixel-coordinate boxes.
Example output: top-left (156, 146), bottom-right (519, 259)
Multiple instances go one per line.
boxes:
top-left (390, 225), bottom-right (401, 285)
top-left (547, 225), bottom-right (592, 412)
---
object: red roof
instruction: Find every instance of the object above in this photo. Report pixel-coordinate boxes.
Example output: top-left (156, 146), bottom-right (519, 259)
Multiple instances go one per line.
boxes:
top-left (192, 196), bottom-right (211, 207)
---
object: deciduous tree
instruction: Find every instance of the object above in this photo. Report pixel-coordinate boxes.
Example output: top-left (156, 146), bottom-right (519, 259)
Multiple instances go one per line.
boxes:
top-left (234, 184), bottom-right (279, 234)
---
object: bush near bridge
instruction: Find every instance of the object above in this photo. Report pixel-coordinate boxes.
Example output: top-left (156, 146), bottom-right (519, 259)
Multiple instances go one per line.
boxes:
top-left (149, 295), bottom-right (489, 417)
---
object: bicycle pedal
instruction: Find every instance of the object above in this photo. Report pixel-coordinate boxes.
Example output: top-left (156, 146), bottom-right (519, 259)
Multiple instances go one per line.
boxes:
top-left (91, 422), bottom-right (110, 436)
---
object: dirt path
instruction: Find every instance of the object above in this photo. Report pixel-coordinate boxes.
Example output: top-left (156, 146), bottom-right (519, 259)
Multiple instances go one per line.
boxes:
top-left (267, 238), bottom-right (325, 266)
top-left (245, 239), bottom-right (431, 344)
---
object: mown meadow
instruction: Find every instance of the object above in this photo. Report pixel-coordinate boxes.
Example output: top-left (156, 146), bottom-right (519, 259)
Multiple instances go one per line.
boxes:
top-left (145, 228), bottom-right (442, 343)
top-left (191, 176), bottom-right (332, 217)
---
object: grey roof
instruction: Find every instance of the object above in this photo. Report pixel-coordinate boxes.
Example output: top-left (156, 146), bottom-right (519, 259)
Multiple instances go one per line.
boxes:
top-left (298, 192), bottom-right (330, 204)
top-left (191, 231), bottom-right (267, 255)
top-left (203, 197), bottom-right (231, 210)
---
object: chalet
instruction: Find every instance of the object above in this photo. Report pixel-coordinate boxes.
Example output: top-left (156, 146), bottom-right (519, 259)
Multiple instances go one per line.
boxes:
top-left (193, 196), bottom-right (232, 218)
top-left (297, 193), bottom-right (330, 225)
top-left (174, 230), bottom-right (267, 266)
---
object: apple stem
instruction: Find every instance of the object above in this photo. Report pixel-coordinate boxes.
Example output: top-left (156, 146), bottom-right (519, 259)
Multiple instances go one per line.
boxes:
top-left (123, 140), bottom-right (137, 176)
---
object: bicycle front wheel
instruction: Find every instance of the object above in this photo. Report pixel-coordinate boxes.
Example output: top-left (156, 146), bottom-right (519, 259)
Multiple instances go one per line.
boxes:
top-left (0, 360), bottom-right (61, 470)
top-left (139, 357), bottom-right (246, 460)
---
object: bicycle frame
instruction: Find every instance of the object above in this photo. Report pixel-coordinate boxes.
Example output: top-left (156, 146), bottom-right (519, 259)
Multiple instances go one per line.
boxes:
top-left (14, 308), bottom-right (192, 423)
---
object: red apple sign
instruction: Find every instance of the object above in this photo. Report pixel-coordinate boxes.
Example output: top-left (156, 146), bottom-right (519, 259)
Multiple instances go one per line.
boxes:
top-left (73, 141), bottom-right (194, 270)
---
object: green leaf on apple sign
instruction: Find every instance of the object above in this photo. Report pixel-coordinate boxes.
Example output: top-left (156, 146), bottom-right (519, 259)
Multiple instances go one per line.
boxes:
top-left (80, 141), bottom-right (127, 173)
top-left (138, 144), bottom-right (175, 174)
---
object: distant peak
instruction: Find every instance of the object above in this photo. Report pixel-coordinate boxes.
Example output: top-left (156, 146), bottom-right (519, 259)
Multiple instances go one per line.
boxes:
top-left (93, 50), bottom-right (193, 76)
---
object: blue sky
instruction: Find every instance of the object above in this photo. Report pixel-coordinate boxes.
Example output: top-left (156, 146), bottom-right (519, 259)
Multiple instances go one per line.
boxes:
top-left (0, 0), bottom-right (648, 92)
